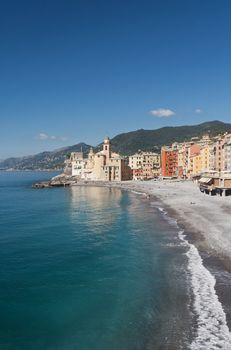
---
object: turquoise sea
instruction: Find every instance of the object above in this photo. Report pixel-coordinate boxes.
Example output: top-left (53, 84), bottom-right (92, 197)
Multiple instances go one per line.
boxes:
top-left (0, 172), bottom-right (230, 349)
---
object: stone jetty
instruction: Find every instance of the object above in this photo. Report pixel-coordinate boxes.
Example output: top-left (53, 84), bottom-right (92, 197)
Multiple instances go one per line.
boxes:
top-left (32, 174), bottom-right (77, 189)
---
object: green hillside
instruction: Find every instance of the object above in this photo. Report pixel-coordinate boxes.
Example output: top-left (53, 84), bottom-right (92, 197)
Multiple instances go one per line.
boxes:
top-left (0, 143), bottom-right (92, 170)
top-left (110, 120), bottom-right (231, 155)
top-left (1, 121), bottom-right (231, 170)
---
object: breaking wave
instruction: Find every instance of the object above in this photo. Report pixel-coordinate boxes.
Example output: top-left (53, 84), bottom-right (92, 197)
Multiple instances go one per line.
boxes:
top-left (158, 207), bottom-right (231, 349)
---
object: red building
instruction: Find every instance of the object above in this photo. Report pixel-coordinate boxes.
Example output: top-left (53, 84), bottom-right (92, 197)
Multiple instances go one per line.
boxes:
top-left (161, 148), bottom-right (179, 177)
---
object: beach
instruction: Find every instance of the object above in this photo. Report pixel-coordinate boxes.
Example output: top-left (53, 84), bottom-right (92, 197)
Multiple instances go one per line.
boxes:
top-left (99, 179), bottom-right (231, 342)
top-left (31, 174), bottom-right (231, 347)
top-left (100, 179), bottom-right (231, 263)
top-left (74, 178), bottom-right (231, 346)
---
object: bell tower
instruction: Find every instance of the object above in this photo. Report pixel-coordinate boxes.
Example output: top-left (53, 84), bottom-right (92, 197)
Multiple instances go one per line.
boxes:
top-left (88, 147), bottom-right (94, 160)
top-left (103, 137), bottom-right (111, 161)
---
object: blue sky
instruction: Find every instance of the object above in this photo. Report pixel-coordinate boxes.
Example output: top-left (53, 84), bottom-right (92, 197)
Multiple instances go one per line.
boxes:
top-left (1, 0), bottom-right (231, 158)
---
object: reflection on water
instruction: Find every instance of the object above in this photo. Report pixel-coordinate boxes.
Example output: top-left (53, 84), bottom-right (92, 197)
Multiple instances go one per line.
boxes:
top-left (0, 174), bottom-right (193, 350)
top-left (68, 186), bottom-right (123, 234)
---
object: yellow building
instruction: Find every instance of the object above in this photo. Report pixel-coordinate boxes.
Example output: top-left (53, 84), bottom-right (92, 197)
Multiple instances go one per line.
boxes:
top-left (129, 151), bottom-right (160, 180)
top-left (192, 153), bottom-right (202, 175)
top-left (191, 145), bottom-right (210, 175)
top-left (200, 145), bottom-right (210, 172)
top-left (177, 144), bottom-right (191, 177)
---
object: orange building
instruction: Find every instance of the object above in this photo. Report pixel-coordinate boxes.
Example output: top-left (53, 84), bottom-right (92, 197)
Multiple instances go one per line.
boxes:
top-left (161, 147), bottom-right (179, 177)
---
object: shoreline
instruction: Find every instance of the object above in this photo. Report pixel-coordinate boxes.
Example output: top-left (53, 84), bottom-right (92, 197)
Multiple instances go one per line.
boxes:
top-left (72, 180), bottom-right (231, 334)
top-left (71, 179), bottom-right (231, 262)
top-left (34, 175), bottom-right (231, 344)
top-left (92, 179), bottom-right (231, 346)
top-left (96, 180), bottom-right (231, 264)
top-left (108, 180), bottom-right (231, 337)
top-left (45, 176), bottom-right (231, 273)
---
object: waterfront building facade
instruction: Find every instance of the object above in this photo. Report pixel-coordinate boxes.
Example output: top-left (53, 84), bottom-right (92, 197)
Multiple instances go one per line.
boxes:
top-left (129, 152), bottom-right (160, 180)
top-left (161, 146), bottom-right (178, 177)
top-left (69, 137), bottom-right (132, 181)
top-left (67, 131), bottom-right (231, 182)
top-left (214, 136), bottom-right (225, 172)
top-left (71, 152), bottom-right (86, 176)
top-left (224, 133), bottom-right (231, 171)
top-left (160, 133), bottom-right (230, 178)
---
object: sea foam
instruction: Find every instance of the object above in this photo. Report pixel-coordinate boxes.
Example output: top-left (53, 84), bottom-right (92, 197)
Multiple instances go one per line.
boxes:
top-left (157, 207), bottom-right (231, 349)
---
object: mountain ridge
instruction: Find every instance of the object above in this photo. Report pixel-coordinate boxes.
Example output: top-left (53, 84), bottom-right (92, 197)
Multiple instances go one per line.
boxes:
top-left (109, 120), bottom-right (231, 155)
top-left (1, 121), bottom-right (231, 170)
top-left (0, 143), bottom-right (92, 170)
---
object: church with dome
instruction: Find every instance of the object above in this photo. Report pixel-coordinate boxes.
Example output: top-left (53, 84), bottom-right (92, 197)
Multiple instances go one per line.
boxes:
top-left (69, 137), bottom-right (132, 181)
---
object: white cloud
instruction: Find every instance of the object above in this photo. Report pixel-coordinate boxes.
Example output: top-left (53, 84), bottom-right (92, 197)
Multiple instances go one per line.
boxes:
top-left (35, 133), bottom-right (68, 142)
top-left (150, 108), bottom-right (175, 118)
top-left (37, 132), bottom-right (49, 140)
top-left (195, 108), bottom-right (202, 114)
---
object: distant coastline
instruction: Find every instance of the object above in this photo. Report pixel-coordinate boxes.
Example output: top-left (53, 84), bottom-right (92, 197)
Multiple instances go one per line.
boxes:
top-left (0, 169), bottom-right (63, 172)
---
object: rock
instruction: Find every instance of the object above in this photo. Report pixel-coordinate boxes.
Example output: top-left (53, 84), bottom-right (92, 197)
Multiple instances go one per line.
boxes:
top-left (32, 181), bottom-right (51, 189)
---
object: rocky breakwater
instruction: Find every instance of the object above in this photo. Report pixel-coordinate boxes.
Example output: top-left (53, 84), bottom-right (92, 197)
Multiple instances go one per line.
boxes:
top-left (32, 174), bottom-right (78, 189)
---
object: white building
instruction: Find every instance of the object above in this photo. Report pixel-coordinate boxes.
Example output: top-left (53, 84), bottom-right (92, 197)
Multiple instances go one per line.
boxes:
top-left (71, 151), bottom-right (86, 177)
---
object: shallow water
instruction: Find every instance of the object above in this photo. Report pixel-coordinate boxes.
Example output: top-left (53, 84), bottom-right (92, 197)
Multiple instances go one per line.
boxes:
top-left (0, 172), bottom-right (228, 349)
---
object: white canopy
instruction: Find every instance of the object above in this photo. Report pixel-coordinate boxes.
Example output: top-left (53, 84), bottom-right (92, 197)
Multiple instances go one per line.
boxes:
top-left (199, 177), bottom-right (212, 184)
